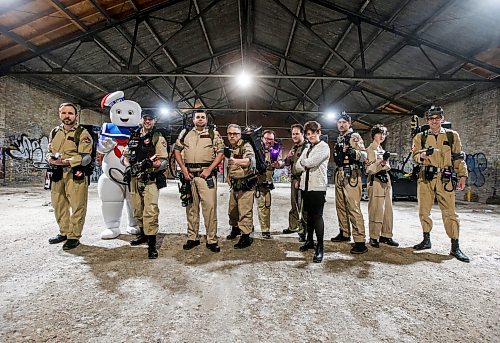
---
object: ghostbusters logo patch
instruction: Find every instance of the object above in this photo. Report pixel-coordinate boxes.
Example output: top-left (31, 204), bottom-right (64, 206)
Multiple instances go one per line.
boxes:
top-left (144, 139), bottom-right (150, 145)
top-left (82, 137), bottom-right (91, 144)
top-left (162, 141), bottom-right (167, 148)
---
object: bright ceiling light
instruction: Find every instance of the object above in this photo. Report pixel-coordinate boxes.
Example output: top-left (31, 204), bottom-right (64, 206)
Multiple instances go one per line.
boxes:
top-left (237, 70), bottom-right (252, 88)
top-left (159, 107), bottom-right (169, 115)
top-left (325, 110), bottom-right (337, 121)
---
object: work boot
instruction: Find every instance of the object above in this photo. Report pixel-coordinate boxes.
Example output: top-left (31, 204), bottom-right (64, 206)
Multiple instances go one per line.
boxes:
top-left (450, 239), bottom-right (470, 263)
top-left (234, 234), bottom-right (253, 249)
top-left (299, 229), bottom-right (315, 251)
top-left (413, 232), bottom-right (431, 250)
top-left (62, 239), bottom-right (80, 251)
top-left (331, 231), bottom-right (350, 242)
top-left (183, 240), bottom-right (201, 250)
top-left (206, 242), bottom-right (221, 253)
top-left (369, 238), bottom-right (380, 248)
top-left (298, 233), bottom-right (306, 242)
top-left (130, 227), bottom-right (148, 246)
top-left (226, 226), bottom-right (241, 240)
top-left (350, 242), bottom-right (368, 254)
top-left (261, 232), bottom-right (272, 239)
top-left (282, 228), bottom-right (296, 234)
top-left (379, 236), bottom-right (399, 247)
top-left (313, 241), bottom-right (324, 263)
top-left (48, 234), bottom-right (67, 244)
top-left (147, 235), bottom-right (158, 259)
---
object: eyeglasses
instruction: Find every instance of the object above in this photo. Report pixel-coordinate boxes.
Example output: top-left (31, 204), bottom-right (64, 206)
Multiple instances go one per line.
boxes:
top-left (427, 116), bottom-right (442, 121)
top-left (227, 132), bottom-right (241, 136)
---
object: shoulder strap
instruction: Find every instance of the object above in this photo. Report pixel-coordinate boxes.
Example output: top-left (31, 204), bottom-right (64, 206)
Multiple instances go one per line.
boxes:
top-left (445, 129), bottom-right (454, 148)
top-left (209, 127), bottom-right (215, 144)
top-left (73, 125), bottom-right (85, 146)
top-left (421, 131), bottom-right (428, 148)
top-left (179, 128), bottom-right (190, 145)
top-left (152, 130), bottom-right (162, 146)
top-left (50, 127), bottom-right (60, 141)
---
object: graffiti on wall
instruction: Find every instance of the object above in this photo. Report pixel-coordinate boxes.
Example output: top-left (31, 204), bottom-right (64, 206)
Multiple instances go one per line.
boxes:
top-left (466, 153), bottom-right (487, 187)
top-left (5, 134), bottom-right (49, 162)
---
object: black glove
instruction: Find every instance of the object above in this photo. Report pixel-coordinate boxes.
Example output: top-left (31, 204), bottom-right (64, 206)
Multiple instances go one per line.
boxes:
top-left (382, 151), bottom-right (391, 161)
top-left (140, 158), bottom-right (153, 171)
top-left (425, 147), bottom-right (435, 156)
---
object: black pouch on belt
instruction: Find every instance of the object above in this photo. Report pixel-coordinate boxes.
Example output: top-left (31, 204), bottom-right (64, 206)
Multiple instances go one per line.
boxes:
top-left (375, 171), bottom-right (389, 183)
top-left (50, 166), bottom-right (63, 182)
top-left (424, 166), bottom-right (437, 181)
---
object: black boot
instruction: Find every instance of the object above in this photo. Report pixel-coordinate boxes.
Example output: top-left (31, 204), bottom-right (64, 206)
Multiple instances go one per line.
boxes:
top-left (234, 234), bottom-right (253, 249)
top-left (183, 240), bottom-right (200, 250)
top-left (379, 236), bottom-right (399, 247)
top-left (450, 239), bottom-right (470, 263)
top-left (313, 241), bottom-right (324, 263)
top-left (298, 233), bottom-right (306, 242)
top-left (299, 228), bottom-right (315, 251)
top-left (227, 226), bottom-right (241, 240)
top-left (331, 231), bottom-right (350, 242)
top-left (413, 232), bottom-right (431, 250)
top-left (49, 234), bottom-right (67, 244)
top-left (369, 238), bottom-right (379, 248)
top-left (350, 242), bottom-right (368, 254)
top-left (147, 235), bottom-right (158, 259)
top-left (130, 227), bottom-right (148, 246)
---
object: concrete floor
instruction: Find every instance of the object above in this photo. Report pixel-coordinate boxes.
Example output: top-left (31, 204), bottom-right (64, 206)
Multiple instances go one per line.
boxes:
top-left (0, 182), bottom-right (499, 342)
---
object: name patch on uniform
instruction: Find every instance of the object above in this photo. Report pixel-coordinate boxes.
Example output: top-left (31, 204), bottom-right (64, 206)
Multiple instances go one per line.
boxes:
top-left (67, 136), bottom-right (75, 141)
top-left (200, 134), bottom-right (211, 139)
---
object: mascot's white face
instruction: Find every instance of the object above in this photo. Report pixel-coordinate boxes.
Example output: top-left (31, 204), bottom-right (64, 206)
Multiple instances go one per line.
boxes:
top-left (110, 100), bottom-right (141, 127)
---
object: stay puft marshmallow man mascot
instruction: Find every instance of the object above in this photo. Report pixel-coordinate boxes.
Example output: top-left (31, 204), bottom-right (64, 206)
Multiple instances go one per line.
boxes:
top-left (98, 91), bottom-right (141, 239)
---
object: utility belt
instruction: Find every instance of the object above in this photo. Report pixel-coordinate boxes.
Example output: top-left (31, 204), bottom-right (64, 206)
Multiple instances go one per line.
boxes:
top-left (231, 175), bottom-right (257, 192)
top-left (189, 169), bottom-right (217, 178)
top-left (336, 164), bottom-right (360, 172)
top-left (419, 165), bottom-right (458, 191)
top-left (369, 171), bottom-right (389, 185)
top-left (185, 162), bottom-right (212, 169)
top-left (336, 164), bottom-right (361, 180)
top-left (49, 166), bottom-right (86, 182)
top-left (257, 180), bottom-right (275, 190)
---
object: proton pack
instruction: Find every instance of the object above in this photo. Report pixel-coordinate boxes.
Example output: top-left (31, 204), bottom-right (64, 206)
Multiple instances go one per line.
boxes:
top-left (241, 126), bottom-right (267, 175)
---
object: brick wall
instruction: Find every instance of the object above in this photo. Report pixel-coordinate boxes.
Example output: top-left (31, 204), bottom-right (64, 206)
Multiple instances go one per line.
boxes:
top-left (384, 87), bottom-right (499, 202)
top-left (0, 77), bottom-right (103, 184)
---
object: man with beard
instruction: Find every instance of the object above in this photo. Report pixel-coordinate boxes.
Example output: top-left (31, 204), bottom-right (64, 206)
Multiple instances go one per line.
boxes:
top-left (47, 102), bottom-right (93, 251)
top-left (174, 111), bottom-right (225, 252)
top-left (283, 124), bottom-right (307, 241)
top-left (331, 112), bottom-right (368, 254)
top-left (255, 130), bottom-right (284, 239)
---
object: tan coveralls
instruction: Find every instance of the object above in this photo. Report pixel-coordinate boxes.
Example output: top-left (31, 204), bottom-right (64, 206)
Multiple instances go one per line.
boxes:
top-left (412, 128), bottom-right (468, 239)
top-left (256, 152), bottom-right (276, 233)
top-left (174, 127), bottom-right (224, 244)
top-left (228, 140), bottom-right (256, 235)
top-left (335, 129), bottom-right (367, 243)
top-left (366, 142), bottom-right (393, 240)
top-left (288, 141), bottom-right (307, 233)
top-left (47, 124), bottom-right (93, 240)
top-left (127, 129), bottom-right (168, 235)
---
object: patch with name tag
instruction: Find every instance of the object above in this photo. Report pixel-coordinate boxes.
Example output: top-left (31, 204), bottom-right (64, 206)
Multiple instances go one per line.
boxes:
top-left (67, 136), bottom-right (75, 141)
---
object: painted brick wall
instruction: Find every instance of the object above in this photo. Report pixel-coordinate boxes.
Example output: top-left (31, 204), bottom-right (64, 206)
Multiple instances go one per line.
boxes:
top-left (384, 87), bottom-right (499, 202)
top-left (0, 77), bottom-right (103, 184)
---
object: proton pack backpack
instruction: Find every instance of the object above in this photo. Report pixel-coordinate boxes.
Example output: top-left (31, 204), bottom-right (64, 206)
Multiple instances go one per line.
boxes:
top-left (241, 126), bottom-right (267, 175)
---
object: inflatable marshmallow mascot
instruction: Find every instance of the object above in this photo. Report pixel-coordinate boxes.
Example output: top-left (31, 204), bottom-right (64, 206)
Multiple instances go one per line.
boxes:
top-left (98, 91), bottom-right (141, 239)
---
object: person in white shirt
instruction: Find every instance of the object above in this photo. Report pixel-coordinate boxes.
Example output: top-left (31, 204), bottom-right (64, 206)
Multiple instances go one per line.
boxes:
top-left (295, 121), bottom-right (331, 263)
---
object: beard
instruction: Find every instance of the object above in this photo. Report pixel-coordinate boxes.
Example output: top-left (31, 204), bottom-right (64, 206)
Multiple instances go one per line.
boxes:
top-left (62, 118), bottom-right (75, 125)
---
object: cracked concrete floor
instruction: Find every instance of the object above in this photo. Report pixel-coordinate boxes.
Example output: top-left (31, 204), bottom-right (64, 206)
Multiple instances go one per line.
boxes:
top-left (0, 182), bottom-right (499, 342)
